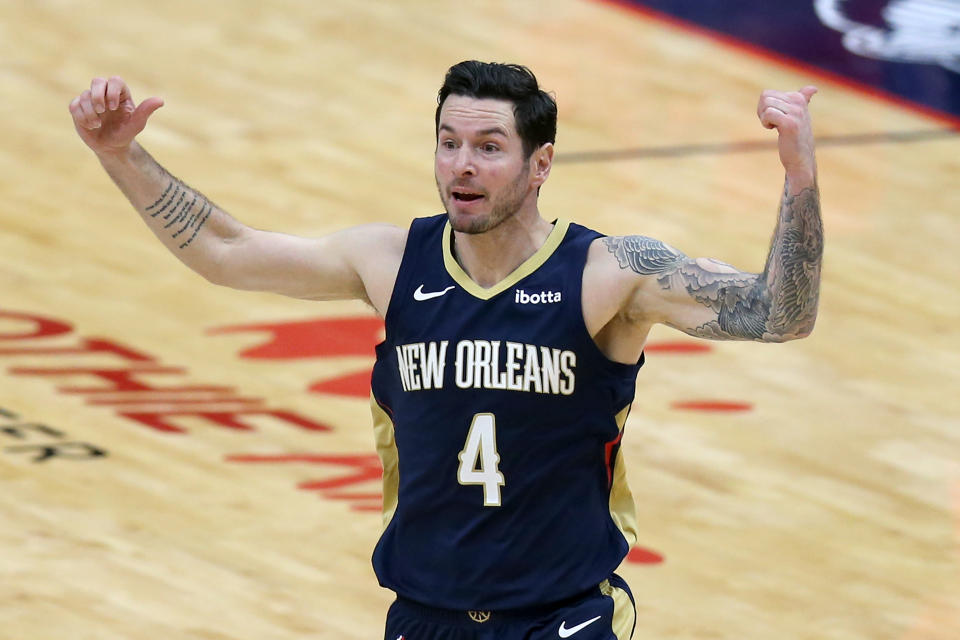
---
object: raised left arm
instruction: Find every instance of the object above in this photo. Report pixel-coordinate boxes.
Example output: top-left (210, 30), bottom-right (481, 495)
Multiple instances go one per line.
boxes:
top-left (604, 87), bottom-right (823, 343)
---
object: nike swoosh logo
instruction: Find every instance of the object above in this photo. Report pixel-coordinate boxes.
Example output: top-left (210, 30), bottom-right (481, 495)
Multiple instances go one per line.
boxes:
top-left (413, 285), bottom-right (455, 301)
top-left (558, 615), bottom-right (602, 638)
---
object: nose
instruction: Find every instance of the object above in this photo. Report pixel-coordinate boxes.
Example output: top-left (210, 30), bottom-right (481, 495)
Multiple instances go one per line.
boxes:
top-left (452, 146), bottom-right (476, 177)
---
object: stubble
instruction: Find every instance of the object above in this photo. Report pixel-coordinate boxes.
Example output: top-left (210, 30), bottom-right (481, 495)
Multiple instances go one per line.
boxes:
top-left (439, 164), bottom-right (531, 235)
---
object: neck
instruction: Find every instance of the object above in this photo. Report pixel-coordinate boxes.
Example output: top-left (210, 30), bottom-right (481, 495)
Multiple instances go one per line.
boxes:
top-left (451, 209), bottom-right (555, 288)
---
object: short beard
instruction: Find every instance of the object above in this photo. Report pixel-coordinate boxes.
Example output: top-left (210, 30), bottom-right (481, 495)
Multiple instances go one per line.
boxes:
top-left (439, 165), bottom-right (531, 235)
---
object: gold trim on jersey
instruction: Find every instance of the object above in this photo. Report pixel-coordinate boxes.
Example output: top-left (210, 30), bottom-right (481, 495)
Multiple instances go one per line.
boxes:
top-left (441, 218), bottom-right (571, 300)
top-left (599, 579), bottom-right (636, 640)
top-left (370, 395), bottom-right (399, 530)
top-left (609, 405), bottom-right (640, 547)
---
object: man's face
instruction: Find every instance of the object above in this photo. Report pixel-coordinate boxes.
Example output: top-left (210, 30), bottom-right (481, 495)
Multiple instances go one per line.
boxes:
top-left (435, 95), bottom-right (536, 234)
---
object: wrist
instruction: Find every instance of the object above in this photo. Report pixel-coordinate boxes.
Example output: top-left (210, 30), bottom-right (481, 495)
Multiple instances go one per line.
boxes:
top-left (784, 166), bottom-right (816, 195)
top-left (95, 141), bottom-right (140, 167)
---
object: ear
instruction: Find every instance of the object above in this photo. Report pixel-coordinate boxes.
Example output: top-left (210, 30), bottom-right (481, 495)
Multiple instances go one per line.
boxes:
top-left (530, 142), bottom-right (554, 188)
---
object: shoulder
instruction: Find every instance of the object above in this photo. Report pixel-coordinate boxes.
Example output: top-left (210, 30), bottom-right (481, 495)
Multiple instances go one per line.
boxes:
top-left (582, 235), bottom-right (663, 326)
top-left (343, 222), bottom-right (409, 274)
top-left (584, 234), bottom-right (685, 287)
top-left (347, 222), bottom-right (408, 244)
top-left (339, 223), bottom-right (408, 263)
top-left (592, 234), bottom-right (685, 275)
top-left (582, 234), bottom-right (688, 325)
top-left (335, 223), bottom-right (408, 316)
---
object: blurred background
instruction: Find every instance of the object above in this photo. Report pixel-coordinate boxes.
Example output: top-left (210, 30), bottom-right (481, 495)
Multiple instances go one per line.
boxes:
top-left (1, 1), bottom-right (957, 638)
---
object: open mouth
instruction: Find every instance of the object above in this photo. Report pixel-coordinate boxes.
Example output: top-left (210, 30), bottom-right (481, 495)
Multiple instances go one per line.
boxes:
top-left (452, 189), bottom-right (484, 202)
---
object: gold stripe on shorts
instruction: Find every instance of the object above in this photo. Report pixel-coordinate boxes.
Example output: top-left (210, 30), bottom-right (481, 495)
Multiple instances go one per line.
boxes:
top-left (600, 579), bottom-right (635, 640)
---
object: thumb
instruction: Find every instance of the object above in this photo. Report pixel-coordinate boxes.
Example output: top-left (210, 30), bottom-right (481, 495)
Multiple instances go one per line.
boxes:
top-left (130, 96), bottom-right (164, 132)
top-left (799, 85), bottom-right (818, 103)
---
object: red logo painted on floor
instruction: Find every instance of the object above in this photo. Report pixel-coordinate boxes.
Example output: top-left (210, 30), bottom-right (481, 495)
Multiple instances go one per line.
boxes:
top-left (0, 310), bottom-right (334, 435)
top-left (208, 315), bottom-right (753, 412)
top-left (627, 547), bottom-right (665, 564)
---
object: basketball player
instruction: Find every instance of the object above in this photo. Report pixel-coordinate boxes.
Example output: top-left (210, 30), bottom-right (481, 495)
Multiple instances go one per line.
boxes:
top-left (69, 61), bottom-right (822, 639)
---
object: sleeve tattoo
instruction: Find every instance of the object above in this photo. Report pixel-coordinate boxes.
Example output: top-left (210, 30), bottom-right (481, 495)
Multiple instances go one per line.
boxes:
top-left (604, 186), bottom-right (822, 342)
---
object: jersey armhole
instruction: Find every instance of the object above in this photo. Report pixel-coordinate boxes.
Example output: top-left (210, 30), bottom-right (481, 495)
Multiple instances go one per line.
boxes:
top-left (575, 233), bottom-right (645, 373)
top-left (381, 214), bottom-right (447, 341)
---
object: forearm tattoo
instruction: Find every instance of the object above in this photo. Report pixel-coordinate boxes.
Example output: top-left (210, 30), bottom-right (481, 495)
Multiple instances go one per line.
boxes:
top-left (604, 186), bottom-right (822, 342)
top-left (144, 176), bottom-right (214, 250)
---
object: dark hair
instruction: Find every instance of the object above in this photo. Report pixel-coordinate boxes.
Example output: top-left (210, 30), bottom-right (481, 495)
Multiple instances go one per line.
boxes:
top-left (436, 61), bottom-right (557, 158)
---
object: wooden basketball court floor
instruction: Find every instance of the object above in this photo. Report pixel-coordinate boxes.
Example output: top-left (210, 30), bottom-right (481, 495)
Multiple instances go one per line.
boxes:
top-left (1, 1), bottom-right (958, 638)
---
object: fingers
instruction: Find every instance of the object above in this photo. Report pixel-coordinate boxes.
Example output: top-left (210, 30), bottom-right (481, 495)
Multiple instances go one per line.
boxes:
top-left (69, 76), bottom-right (163, 134)
top-left (759, 106), bottom-right (789, 130)
top-left (68, 96), bottom-right (85, 129)
top-left (756, 87), bottom-right (817, 129)
top-left (756, 87), bottom-right (818, 115)
top-left (70, 90), bottom-right (101, 130)
top-left (756, 90), bottom-right (804, 118)
top-left (71, 77), bottom-right (114, 130)
top-left (79, 91), bottom-right (99, 127)
top-left (90, 76), bottom-right (131, 112)
top-left (106, 76), bottom-right (128, 111)
top-left (757, 96), bottom-right (793, 129)
top-left (90, 77), bottom-right (109, 114)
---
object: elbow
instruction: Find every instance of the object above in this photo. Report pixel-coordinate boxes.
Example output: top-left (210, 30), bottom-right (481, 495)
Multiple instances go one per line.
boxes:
top-left (197, 244), bottom-right (240, 288)
top-left (795, 321), bottom-right (817, 341)
top-left (765, 317), bottom-right (817, 343)
top-left (200, 266), bottom-right (228, 287)
top-left (200, 262), bottom-right (248, 290)
top-left (794, 309), bottom-right (819, 340)
top-left (196, 255), bottom-right (239, 289)
top-left (195, 250), bottom-right (227, 286)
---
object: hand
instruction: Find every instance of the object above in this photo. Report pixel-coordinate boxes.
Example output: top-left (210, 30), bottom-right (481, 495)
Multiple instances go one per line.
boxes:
top-left (69, 76), bottom-right (164, 157)
top-left (757, 86), bottom-right (817, 184)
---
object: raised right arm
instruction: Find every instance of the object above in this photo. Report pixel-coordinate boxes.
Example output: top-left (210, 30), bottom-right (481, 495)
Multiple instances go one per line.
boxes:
top-left (69, 77), bottom-right (404, 313)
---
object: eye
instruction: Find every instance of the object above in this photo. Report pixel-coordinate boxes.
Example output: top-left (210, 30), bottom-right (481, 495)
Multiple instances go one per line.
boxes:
top-left (440, 139), bottom-right (456, 150)
top-left (481, 143), bottom-right (500, 153)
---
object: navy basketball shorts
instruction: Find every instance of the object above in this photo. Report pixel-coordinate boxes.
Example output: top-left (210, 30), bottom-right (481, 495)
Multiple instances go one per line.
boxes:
top-left (383, 574), bottom-right (636, 640)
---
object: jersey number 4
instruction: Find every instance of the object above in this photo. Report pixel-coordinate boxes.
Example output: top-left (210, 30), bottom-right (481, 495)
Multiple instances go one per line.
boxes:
top-left (457, 413), bottom-right (505, 507)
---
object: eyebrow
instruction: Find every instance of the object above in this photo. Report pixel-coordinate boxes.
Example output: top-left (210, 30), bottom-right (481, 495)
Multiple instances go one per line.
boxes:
top-left (438, 124), bottom-right (509, 138)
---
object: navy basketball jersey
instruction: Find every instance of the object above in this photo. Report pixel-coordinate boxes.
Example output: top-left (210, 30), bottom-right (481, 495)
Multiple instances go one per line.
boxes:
top-left (370, 214), bottom-right (644, 611)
